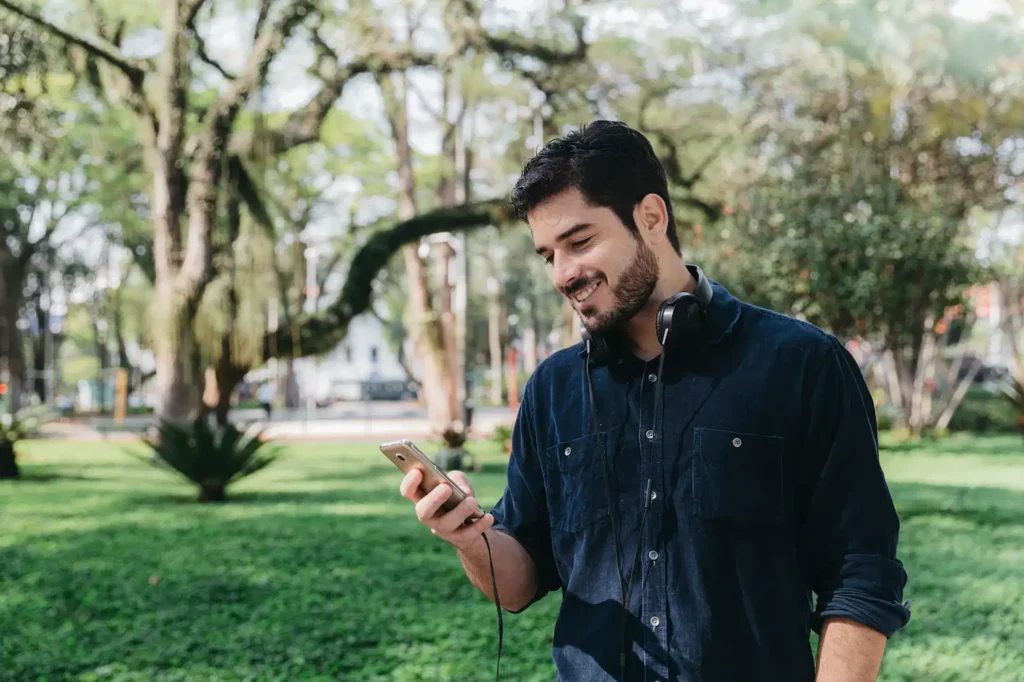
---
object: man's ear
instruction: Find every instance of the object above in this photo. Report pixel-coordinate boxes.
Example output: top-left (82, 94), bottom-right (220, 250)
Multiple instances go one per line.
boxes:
top-left (633, 193), bottom-right (669, 241)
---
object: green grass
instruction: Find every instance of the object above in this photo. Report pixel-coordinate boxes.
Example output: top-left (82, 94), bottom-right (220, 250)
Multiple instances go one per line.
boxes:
top-left (1, 434), bottom-right (1022, 681)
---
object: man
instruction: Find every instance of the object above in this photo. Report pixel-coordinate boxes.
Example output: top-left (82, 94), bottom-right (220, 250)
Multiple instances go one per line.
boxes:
top-left (399, 120), bottom-right (910, 681)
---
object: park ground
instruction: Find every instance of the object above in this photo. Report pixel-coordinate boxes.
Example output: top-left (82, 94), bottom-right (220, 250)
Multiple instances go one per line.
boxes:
top-left (1, 435), bottom-right (1023, 681)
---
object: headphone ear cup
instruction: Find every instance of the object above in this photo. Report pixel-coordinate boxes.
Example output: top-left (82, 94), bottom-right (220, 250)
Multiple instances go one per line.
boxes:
top-left (657, 293), bottom-right (707, 350)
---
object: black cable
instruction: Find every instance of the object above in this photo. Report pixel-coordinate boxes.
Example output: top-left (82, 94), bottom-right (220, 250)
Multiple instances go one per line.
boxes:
top-left (586, 332), bottom-right (670, 682)
top-left (481, 531), bottom-right (502, 682)
top-left (588, 349), bottom-right (627, 602)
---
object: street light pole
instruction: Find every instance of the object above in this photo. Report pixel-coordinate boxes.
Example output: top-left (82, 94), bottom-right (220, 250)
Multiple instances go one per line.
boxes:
top-left (304, 246), bottom-right (318, 428)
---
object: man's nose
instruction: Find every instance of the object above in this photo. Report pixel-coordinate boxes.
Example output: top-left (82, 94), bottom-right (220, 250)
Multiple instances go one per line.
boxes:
top-left (553, 255), bottom-right (583, 294)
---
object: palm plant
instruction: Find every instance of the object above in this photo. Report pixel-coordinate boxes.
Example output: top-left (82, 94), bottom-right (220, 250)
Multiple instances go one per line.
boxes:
top-left (0, 407), bottom-right (47, 480)
top-left (140, 418), bottom-right (281, 502)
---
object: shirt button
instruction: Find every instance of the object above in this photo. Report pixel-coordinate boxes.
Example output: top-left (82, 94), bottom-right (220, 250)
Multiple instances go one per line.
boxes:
top-left (650, 490), bottom-right (658, 501)
top-left (648, 373), bottom-right (657, 383)
top-left (648, 550), bottom-right (659, 561)
top-left (564, 446), bottom-right (571, 456)
top-left (650, 616), bottom-right (660, 628)
top-left (732, 437), bottom-right (742, 447)
top-left (646, 429), bottom-right (655, 440)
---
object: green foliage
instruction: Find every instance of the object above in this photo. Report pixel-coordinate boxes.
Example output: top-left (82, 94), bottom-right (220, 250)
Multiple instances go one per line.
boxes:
top-left (139, 419), bottom-right (281, 502)
top-left (2, 438), bottom-right (1023, 680)
top-left (0, 406), bottom-right (48, 442)
top-left (721, 156), bottom-right (982, 344)
top-left (947, 387), bottom-right (1022, 434)
top-left (996, 377), bottom-right (1024, 430)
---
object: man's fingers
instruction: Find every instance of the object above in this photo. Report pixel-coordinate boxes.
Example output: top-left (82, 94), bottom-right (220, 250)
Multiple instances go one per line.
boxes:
top-left (415, 483), bottom-right (452, 523)
top-left (448, 512), bottom-right (495, 545)
top-left (435, 495), bottom-right (483, 536)
top-left (447, 470), bottom-right (474, 496)
top-left (400, 469), bottom-right (424, 502)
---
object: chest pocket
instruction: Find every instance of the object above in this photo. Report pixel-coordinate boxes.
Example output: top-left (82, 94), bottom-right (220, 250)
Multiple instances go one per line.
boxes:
top-left (544, 430), bottom-right (615, 533)
top-left (693, 427), bottom-right (786, 526)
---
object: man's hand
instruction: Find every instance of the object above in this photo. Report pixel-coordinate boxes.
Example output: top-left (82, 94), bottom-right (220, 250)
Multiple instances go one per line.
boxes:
top-left (400, 468), bottom-right (495, 550)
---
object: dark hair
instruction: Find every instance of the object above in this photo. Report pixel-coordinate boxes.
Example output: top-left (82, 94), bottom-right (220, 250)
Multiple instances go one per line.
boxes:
top-left (510, 120), bottom-right (680, 254)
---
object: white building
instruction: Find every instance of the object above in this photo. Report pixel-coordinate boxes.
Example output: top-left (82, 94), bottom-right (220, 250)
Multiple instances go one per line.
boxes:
top-left (291, 307), bottom-right (416, 403)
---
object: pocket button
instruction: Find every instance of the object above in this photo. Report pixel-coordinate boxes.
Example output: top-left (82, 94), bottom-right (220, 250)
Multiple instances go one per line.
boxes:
top-left (564, 446), bottom-right (572, 456)
top-left (732, 437), bottom-right (742, 447)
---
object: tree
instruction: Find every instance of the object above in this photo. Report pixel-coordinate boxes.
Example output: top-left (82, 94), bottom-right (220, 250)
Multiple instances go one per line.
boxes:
top-left (0, 14), bottom-right (93, 412)
top-left (984, 208), bottom-right (1024, 435)
top-left (1, 0), bottom-right (591, 423)
top-left (716, 1), bottom-right (1024, 436)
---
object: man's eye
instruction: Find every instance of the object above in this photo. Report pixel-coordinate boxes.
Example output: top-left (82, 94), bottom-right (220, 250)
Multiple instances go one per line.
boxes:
top-left (572, 238), bottom-right (592, 250)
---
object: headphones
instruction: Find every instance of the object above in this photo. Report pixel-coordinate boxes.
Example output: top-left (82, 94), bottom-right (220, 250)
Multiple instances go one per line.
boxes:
top-left (581, 264), bottom-right (714, 366)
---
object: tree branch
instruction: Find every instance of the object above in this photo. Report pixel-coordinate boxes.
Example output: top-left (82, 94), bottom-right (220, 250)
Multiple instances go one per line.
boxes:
top-left (253, 47), bottom-right (440, 156)
top-left (188, 17), bottom-right (236, 80)
top-left (184, 0), bottom-right (208, 27)
top-left (249, 2), bottom-right (586, 158)
top-left (253, 0), bottom-right (272, 40)
top-left (178, 0), bottom-right (315, 296)
top-left (268, 199), bottom-right (511, 359)
top-left (0, 0), bottom-right (147, 86)
top-left (456, 0), bottom-right (586, 65)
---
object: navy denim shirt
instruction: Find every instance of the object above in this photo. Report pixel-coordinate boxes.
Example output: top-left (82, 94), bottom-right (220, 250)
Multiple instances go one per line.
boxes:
top-left (490, 279), bottom-right (911, 682)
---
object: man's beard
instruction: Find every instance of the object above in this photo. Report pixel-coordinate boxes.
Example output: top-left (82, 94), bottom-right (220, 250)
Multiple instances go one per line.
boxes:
top-left (571, 240), bottom-right (659, 336)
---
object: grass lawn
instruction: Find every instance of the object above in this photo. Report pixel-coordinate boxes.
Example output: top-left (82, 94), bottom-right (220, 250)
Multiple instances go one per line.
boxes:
top-left (1, 433), bottom-right (1022, 681)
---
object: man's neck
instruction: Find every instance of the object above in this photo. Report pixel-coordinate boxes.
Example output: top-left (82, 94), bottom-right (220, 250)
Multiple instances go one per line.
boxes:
top-left (625, 263), bottom-right (695, 361)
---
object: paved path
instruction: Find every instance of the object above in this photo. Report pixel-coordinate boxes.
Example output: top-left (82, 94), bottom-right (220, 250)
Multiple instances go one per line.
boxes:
top-left (39, 402), bottom-right (518, 443)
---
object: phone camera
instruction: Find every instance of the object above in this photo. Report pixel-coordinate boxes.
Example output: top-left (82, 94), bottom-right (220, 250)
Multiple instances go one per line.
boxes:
top-left (396, 454), bottom-right (406, 461)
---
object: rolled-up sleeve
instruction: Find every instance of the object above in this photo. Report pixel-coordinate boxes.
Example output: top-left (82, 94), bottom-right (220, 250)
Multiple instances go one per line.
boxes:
top-left (797, 335), bottom-right (911, 637)
top-left (490, 380), bottom-right (562, 613)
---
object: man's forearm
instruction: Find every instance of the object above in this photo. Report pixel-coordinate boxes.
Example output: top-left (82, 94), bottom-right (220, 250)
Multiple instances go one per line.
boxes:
top-left (816, 617), bottom-right (888, 681)
top-left (456, 529), bottom-right (539, 612)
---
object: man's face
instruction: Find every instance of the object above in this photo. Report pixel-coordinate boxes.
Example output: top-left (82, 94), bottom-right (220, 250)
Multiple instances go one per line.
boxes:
top-left (530, 188), bottom-right (659, 335)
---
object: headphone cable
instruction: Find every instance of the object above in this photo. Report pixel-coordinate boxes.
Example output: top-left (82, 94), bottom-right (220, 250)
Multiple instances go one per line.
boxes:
top-left (481, 531), bottom-right (503, 682)
top-left (586, 334), bottom-right (669, 681)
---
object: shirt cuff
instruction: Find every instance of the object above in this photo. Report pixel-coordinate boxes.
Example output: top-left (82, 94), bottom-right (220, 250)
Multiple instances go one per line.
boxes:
top-left (810, 553), bottom-right (911, 637)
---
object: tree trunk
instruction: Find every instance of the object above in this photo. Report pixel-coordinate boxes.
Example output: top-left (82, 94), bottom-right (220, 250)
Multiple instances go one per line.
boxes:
top-left (149, 1), bottom-right (194, 424)
top-left (211, 361), bottom-right (248, 427)
top-left (0, 440), bottom-right (18, 479)
top-left (935, 360), bottom-right (983, 432)
top-left (379, 71), bottom-right (461, 437)
top-left (908, 316), bottom-right (938, 435)
top-left (524, 327), bottom-right (538, 375)
top-left (283, 359), bottom-right (300, 409)
top-left (0, 290), bottom-right (26, 414)
top-left (436, 240), bottom-right (460, 424)
top-left (488, 281), bottom-right (503, 406)
top-left (91, 312), bottom-right (111, 414)
top-left (199, 481), bottom-right (226, 503)
top-left (883, 349), bottom-right (906, 427)
top-left (32, 304), bottom-right (46, 400)
top-left (154, 290), bottom-right (203, 423)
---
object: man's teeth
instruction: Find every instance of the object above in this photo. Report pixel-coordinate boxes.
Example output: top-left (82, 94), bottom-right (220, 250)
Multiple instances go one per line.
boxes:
top-left (573, 282), bottom-right (599, 303)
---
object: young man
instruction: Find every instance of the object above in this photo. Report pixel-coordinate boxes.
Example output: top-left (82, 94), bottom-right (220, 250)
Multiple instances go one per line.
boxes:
top-left (399, 120), bottom-right (910, 681)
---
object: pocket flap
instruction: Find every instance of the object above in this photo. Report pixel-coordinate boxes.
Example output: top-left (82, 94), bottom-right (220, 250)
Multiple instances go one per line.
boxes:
top-left (693, 427), bottom-right (785, 525)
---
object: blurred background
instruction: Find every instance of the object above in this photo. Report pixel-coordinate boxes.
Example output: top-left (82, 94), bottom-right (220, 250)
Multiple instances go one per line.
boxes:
top-left (1, 0), bottom-right (1022, 680)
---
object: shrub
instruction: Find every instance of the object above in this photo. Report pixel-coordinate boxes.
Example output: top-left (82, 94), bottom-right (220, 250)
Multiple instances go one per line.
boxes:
top-left (139, 418), bottom-right (281, 502)
top-left (947, 387), bottom-right (1020, 434)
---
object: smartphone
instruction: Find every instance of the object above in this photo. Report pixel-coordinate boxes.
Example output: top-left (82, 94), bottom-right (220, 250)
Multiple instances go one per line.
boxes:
top-left (380, 439), bottom-right (485, 522)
